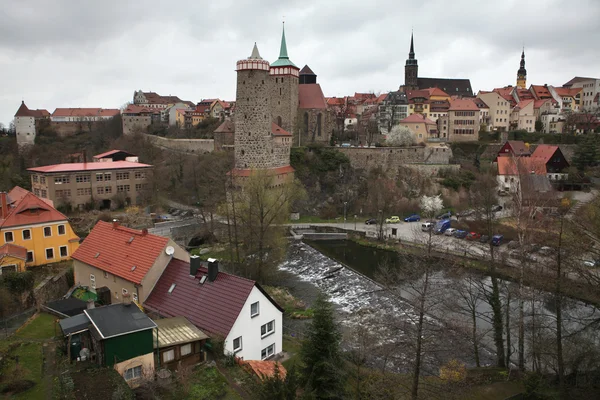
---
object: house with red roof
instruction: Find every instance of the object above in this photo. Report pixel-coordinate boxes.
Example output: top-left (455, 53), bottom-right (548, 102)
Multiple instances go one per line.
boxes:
top-left (496, 140), bottom-right (531, 160)
top-left (496, 156), bottom-right (551, 195)
top-left (28, 158), bottom-right (152, 210)
top-left (1, 187), bottom-right (79, 271)
top-left (144, 257), bottom-right (284, 361)
top-left (510, 99), bottom-right (535, 132)
top-left (531, 144), bottom-right (570, 181)
top-left (71, 220), bottom-right (188, 304)
top-left (438, 97), bottom-right (480, 142)
top-left (14, 101), bottom-right (51, 147)
top-left (399, 114), bottom-right (437, 142)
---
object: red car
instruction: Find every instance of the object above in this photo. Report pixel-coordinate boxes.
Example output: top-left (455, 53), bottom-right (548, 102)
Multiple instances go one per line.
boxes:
top-left (466, 232), bottom-right (481, 241)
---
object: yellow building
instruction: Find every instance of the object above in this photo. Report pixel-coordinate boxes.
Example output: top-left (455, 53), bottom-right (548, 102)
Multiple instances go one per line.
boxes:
top-left (175, 108), bottom-right (187, 127)
top-left (0, 187), bottom-right (79, 271)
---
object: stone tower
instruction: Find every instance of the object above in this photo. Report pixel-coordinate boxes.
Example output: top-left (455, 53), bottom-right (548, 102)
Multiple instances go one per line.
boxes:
top-left (234, 44), bottom-right (274, 170)
top-left (516, 48), bottom-right (527, 89)
top-left (14, 101), bottom-right (37, 148)
top-left (269, 23), bottom-right (299, 133)
top-left (404, 32), bottom-right (419, 89)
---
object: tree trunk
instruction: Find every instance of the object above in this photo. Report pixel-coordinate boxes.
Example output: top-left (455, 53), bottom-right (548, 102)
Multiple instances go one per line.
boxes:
top-left (411, 267), bottom-right (430, 400)
top-left (505, 288), bottom-right (511, 367)
top-left (488, 245), bottom-right (506, 368)
top-left (556, 217), bottom-right (566, 397)
top-left (472, 303), bottom-right (480, 368)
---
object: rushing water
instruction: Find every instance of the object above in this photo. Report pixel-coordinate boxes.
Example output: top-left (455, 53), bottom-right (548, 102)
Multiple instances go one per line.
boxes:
top-left (278, 239), bottom-right (600, 373)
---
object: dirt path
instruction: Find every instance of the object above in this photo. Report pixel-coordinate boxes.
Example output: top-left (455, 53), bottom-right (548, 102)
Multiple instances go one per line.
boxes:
top-left (42, 340), bottom-right (58, 400)
top-left (214, 362), bottom-right (252, 400)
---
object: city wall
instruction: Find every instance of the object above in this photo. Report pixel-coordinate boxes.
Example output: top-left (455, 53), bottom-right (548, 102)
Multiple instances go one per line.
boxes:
top-left (146, 135), bottom-right (214, 154)
top-left (337, 145), bottom-right (453, 173)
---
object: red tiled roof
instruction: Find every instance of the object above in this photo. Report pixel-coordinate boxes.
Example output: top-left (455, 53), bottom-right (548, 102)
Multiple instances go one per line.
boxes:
top-left (449, 98), bottom-right (479, 111)
top-left (497, 157), bottom-right (546, 176)
top-left (244, 360), bottom-right (287, 380)
top-left (122, 105), bottom-right (160, 115)
top-left (28, 160), bottom-right (152, 173)
top-left (326, 97), bottom-right (346, 106)
top-left (214, 120), bottom-right (235, 134)
top-left (516, 89), bottom-right (534, 100)
top-left (353, 93), bottom-right (376, 101)
top-left (14, 101), bottom-right (34, 117)
top-left (515, 99), bottom-right (534, 110)
top-left (533, 99), bottom-right (554, 109)
top-left (93, 149), bottom-right (136, 159)
top-left (0, 189), bottom-right (69, 229)
top-left (554, 87), bottom-right (582, 97)
top-left (72, 221), bottom-right (169, 285)
top-left (500, 141), bottom-right (530, 157)
top-left (407, 90), bottom-right (431, 101)
top-left (271, 122), bottom-right (291, 136)
top-left (227, 165), bottom-right (295, 177)
top-left (7, 186), bottom-right (31, 205)
top-left (0, 243), bottom-right (28, 261)
top-left (493, 87), bottom-right (515, 102)
top-left (298, 84), bottom-right (327, 109)
top-left (472, 98), bottom-right (489, 109)
top-left (144, 258), bottom-right (263, 337)
top-left (531, 144), bottom-right (559, 164)
top-left (426, 87), bottom-right (450, 97)
top-left (400, 114), bottom-right (436, 125)
top-left (52, 108), bottom-right (120, 118)
top-left (299, 65), bottom-right (315, 75)
top-left (530, 85), bottom-right (552, 99)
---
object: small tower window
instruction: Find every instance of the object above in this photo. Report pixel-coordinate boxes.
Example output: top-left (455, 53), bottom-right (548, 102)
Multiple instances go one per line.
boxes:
top-left (277, 116), bottom-right (282, 126)
top-left (241, 150), bottom-right (245, 156)
top-left (262, 80), bottom-right (264, 84)
top-left (280, 88), bottom-right (282, 96)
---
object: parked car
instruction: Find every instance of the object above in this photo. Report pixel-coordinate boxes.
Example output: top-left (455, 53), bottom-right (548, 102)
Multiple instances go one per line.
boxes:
top-left (404, 214), bottom-right (421, 222)
top-left (466, 232), bottom-right (481, 241)
top-left (365, 218), bottom-right (378, 225)
top-left (582, 260), bottom-right (599, 268)
top-left (444, 228), bottom-right (457, 236)
top-left (385, 216), bottom-right (401, 223)
top-left (479, 235), bottom-right (490, 243)
top-left (492, 205), bottom-right (503, 212)
top-left (454, 230), bottom-right (468, 239)
top-left (507, 240), bottom-right (519, 249)
top-left (456, 209), bottom-right (474, 218)
top-left (510, 250), bottom-right (536, 262)
top-left (421, 222), bottom-right (433, 232)
top-left (436, 211), bottom-right (452, 220)
top-left (538, 246), bottom-right (554, 256)
top-left (491, 234), bottom-right (504, 246)
top-left (435, 219), bottom-right (451, 234)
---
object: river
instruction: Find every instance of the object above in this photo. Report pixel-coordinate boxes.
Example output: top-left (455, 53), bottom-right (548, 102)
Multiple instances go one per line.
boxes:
top-left (276, 239), bottom-right (600, 374)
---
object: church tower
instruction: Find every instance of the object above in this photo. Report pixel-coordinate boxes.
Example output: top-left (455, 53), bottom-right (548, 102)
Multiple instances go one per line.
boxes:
top-left (234, 44), bottom-right (274, 170)
top-left (270, 23), bottom-right (299, 133)
top-left (517, 48), bottom-right (527, 89)
top-left (404, 32), bottom-right (419, 89)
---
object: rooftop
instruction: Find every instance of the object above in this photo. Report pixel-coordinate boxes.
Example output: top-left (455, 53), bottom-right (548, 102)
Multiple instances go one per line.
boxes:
top-left (71, 220), bottom-right (169, 285)
top-left (85, 303), bottom-right (157, 339)
top-left (0, 243), bottom-right (27, 260)
top-left (59, 313), bottom-right (91, 336)
top-left (400, 114), bottom-right (436, 124)
top-left (45, 298), bottom-right (88, 318)
top-left (93, 149), bottom-right (137, 160)
top-left (497, 157), bottom-right (546, 176)
top-left (28, 160), bottom-right (152, 174)
top-left (299, 84), bottom-right (327, 109)
top-left (153, 316), bottom-right (209, 348)
top-left (417, 77), bottom-right (473, 97)
top-left (1, 187), bottom-right (69, 229)
top-left (52, 108), bottom-right (120, 118)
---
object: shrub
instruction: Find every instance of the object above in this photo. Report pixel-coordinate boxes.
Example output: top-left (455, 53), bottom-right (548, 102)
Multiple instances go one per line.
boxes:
top-left (0, 271), bottom-right (35, 294)
top-left (439, 359), bottom-right (467, 383)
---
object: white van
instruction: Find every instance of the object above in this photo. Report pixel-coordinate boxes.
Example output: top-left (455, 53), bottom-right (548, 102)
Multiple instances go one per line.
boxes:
top-left (421, 222), bottom-right (432, 232)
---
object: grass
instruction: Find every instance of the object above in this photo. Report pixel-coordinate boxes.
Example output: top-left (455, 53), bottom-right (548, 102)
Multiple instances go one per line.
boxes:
top-left (282, 334), bottom-right (302, 370)
top-left (291, 215), bottom-right (341, 224)
top-left (263, 286), bottom-right (313, 319)
top-left (0, 342), bottom-right (45, 400)
top-left (13, 313), bottom-right (58, 341)
top-left (186, 366), bottom-right (242, 400)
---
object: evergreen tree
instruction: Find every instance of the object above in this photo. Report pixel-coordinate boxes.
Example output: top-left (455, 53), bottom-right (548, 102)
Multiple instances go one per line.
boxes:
top-left (300, 293), bottom-right (345, 399)
top-left (259, 364), bottom-right (299, 400)
top-left (535, 119), bottom-right (544, 132)
top-left (572, 134), bottom-right (598, 171)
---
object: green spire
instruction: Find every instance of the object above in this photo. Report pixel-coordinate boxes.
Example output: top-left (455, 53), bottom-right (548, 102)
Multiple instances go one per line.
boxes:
top-left (271, 23), bottom-right (297, 68)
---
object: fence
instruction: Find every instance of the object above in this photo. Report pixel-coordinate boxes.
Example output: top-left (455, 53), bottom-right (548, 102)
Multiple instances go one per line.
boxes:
top-left (0, 307), bottom-right (36, 339)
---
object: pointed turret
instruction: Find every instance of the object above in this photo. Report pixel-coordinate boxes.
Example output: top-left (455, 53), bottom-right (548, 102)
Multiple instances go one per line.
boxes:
top-left (409, 32), bottom-right (415, 59)
top-left (271, 23), bottom-right (297, 68)
top-left (248, 42), bottom-right (263, 60)
top-left (404, 31), bottom-right (419, 89)
top-left (15, 101), bottom-right (33, 117)
top-left (517, 47), bottom-right (527, 89)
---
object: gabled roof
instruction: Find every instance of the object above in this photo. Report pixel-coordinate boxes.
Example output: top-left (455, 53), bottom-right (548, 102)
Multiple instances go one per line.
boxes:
top-left (326, 97), bottom-right (346, 106)
top-left (0, 189), bottom-right (69, 229)
top-left (93, 150), bottom-right (136, 160)
top-left (563, 76), bottom-right (596, 87)
top-left (534, 99), bottom-right (554, 109)
top-left (472, 97), bottom-right (489, 109)
top-left (122, 104), bottom-right (160, 115)
top-left (52, 108), bottom-right (120, 118)
top-left (271, 122), bottom-right (292, 136)
top-left (0, 243), bottom-right (27, 260)
top-left (426, 87), bottom-right (450, 97)
top-left (531, 144), bottom-right (560, 164)
top-left (28, 160), bottom-right (152, 173)
top-left (298, 84), bottom-right (327, 109)
top-left (299, 65), bottom-right (315, 75)
top-left (400, 114), bottom-right (436, 125)
top-left (515, 99), bottom-right (534, 111)
top-left (449, 98), bottom-right (479, 111)
top-left (497, 157), bottom-right (546, 175)
top-left (71, 221), bottom-right (169, 285)
top-left (407, 90), bottom-right (431, 101)
top-left (530, 85), bottom-right (552, 99)
top-left (144, 258), bottom-right (283, 337)
top-left (553, 87), bottom-right (582, 97)
top-left (417, 77), bottom-right (473, 97)
top-left (493, 87), bottom-right (516, 103)
top-left (153, 316), bottom-right (209, 348)
top-left (15, 101), bottom-right (34, 117)
top-left (500, 141), bottom-right (530, 157)
top-left (85, 303), bottom-right (157, 339)
top-left (214, 120), bottom-right (235, 134)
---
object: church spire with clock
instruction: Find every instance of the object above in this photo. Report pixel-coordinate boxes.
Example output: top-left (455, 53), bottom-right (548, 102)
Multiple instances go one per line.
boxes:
top-left (517, 48), bottom-right (527, 89)
top-left (404, 32), bottom-right (419, 90)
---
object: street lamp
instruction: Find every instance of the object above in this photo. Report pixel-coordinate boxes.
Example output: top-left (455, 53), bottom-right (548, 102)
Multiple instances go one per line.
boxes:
top-left (378, 209), bottom-right (383, 239)
top-left (354, 214), bottom-right (357, 231)
top-left (343, 202), bottom-right (348, 229)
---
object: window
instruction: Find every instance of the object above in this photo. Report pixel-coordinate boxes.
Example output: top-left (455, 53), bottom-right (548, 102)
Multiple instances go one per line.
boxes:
top-left (90, 274), bottom-right (96, 289)
top-left (58, 225), bottom-right (66, 235)
top-left (163, 349), bottom-right (175, 363)
top-left (124, 365), bottom-right (142, 381)
top-left (233, 336), bottom-right (242, 352)
top-left (180, 343), bottom-right (192, 356)
top-left (54, 176), bottom-right (70, 184)
top-left (104, 173), bottom-right (112, 181)
top-left (26, 251), bottom-right (34, 263)
top-left (44, 226), bottom-right (52, 237)
top-left (251, 302), bottom-right (260, 317)
top-left (59, 246), bottom-right (68, 257)
top-left (122, 288), bottom-right (128, 295)
top-left (261, 320), bottom-right (275, 338)
top-left (105, 186), bottom-right (112, 194)
top-left (33, 175), bottom-right (38, 183)
top-left (132, 293), bottom-right (138, 303)
top-left (76, 174), bottom-right (90, 183)
top-left (261, 344), bottom-right (275, 360)
top-left (95, 173), bottom-right (104, 182)
top-left (103, 271), bottom-right (108, 279)
top-left (135, 183), bottom-right (147, 191)
top-left (41, 189), bottom-right (47, 198)
top-left (77, 188), bottom-right (91, 196)
top-left (134, 171), bottom-right (146, 179)
top-left (4, 232), bottom-right (14, 242)
top-left (117, 185), bottom-right (130, 193)
top-left (46, 248), bottom-right (54, 260)
top-left (40, 176), bottom-right (46, 184)
top-left (55, 189), bottom-right (71, 198)
top-left (34, 188), bottom-right (40, 196)
top-left (97, 187), bottom-right (104, 195)
top-left (116, 172), bottom-right (130, 180)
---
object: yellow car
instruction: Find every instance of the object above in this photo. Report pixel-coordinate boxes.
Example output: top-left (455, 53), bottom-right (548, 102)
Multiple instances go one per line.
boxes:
top-left (385, 216), bottom-right (401, 223)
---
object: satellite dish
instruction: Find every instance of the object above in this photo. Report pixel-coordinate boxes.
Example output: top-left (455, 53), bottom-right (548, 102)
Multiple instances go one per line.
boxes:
top-left (165, 246), bottom-right (175, 256)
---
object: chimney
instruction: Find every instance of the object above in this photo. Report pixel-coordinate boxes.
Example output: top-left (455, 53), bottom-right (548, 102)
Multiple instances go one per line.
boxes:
top-left (190, 255), bottom-right (201, 276)
top-left (123, 292), bottom-right (132, 306)
top-left (82, 149), bottom-right (87, 164)
top-left (112, 219), bottom-right (119, 229)
top-left (141, 228), bottom-right (148, 236)
top-left (0, 192), bottom-right (8, 219)
top-left (86, 299), bottom-right (95, 310)
top-left (207, 258), bottom-right (219, 282)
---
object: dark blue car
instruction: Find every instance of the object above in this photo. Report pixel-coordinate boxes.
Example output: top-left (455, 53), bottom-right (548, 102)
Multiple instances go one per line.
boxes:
top-left (404, 214), bottom-right (421, 222)
top-left (453, 230), bottom-right (468, 239)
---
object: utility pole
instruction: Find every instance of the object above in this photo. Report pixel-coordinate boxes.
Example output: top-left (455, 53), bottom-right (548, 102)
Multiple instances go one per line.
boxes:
top-left (343, 201), bottom-right (348, 230)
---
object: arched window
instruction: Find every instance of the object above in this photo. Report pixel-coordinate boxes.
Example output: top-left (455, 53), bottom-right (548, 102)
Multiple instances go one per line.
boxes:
top-left (317, 113), bottom-right (322, 137)
top-left (277, 116), bottom-right (282, 127)
top-left (303, 112), bottom-right (309, 134)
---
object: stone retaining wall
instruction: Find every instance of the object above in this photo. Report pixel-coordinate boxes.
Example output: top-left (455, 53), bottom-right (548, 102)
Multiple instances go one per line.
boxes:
top-left (338, 145), bottom-right (453, 172)
top-left (146, 134), bottom-right (214, 154)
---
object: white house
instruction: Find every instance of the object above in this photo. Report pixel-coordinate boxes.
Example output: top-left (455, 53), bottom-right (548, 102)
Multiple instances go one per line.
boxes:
top-left (144, 257), bottom-right (284, 361)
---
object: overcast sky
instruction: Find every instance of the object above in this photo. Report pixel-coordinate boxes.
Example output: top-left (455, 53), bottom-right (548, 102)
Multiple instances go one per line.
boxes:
top-left (1, 0), bottom-right (599, 126)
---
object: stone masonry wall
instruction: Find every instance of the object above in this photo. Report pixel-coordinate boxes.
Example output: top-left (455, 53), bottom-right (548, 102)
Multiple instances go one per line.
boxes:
top-left (146, 134), bottom-right (214, 153)
top-left (270, 74), bottom-right (299, 133)
top-left (338, 145), bottom-right (453, 173)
